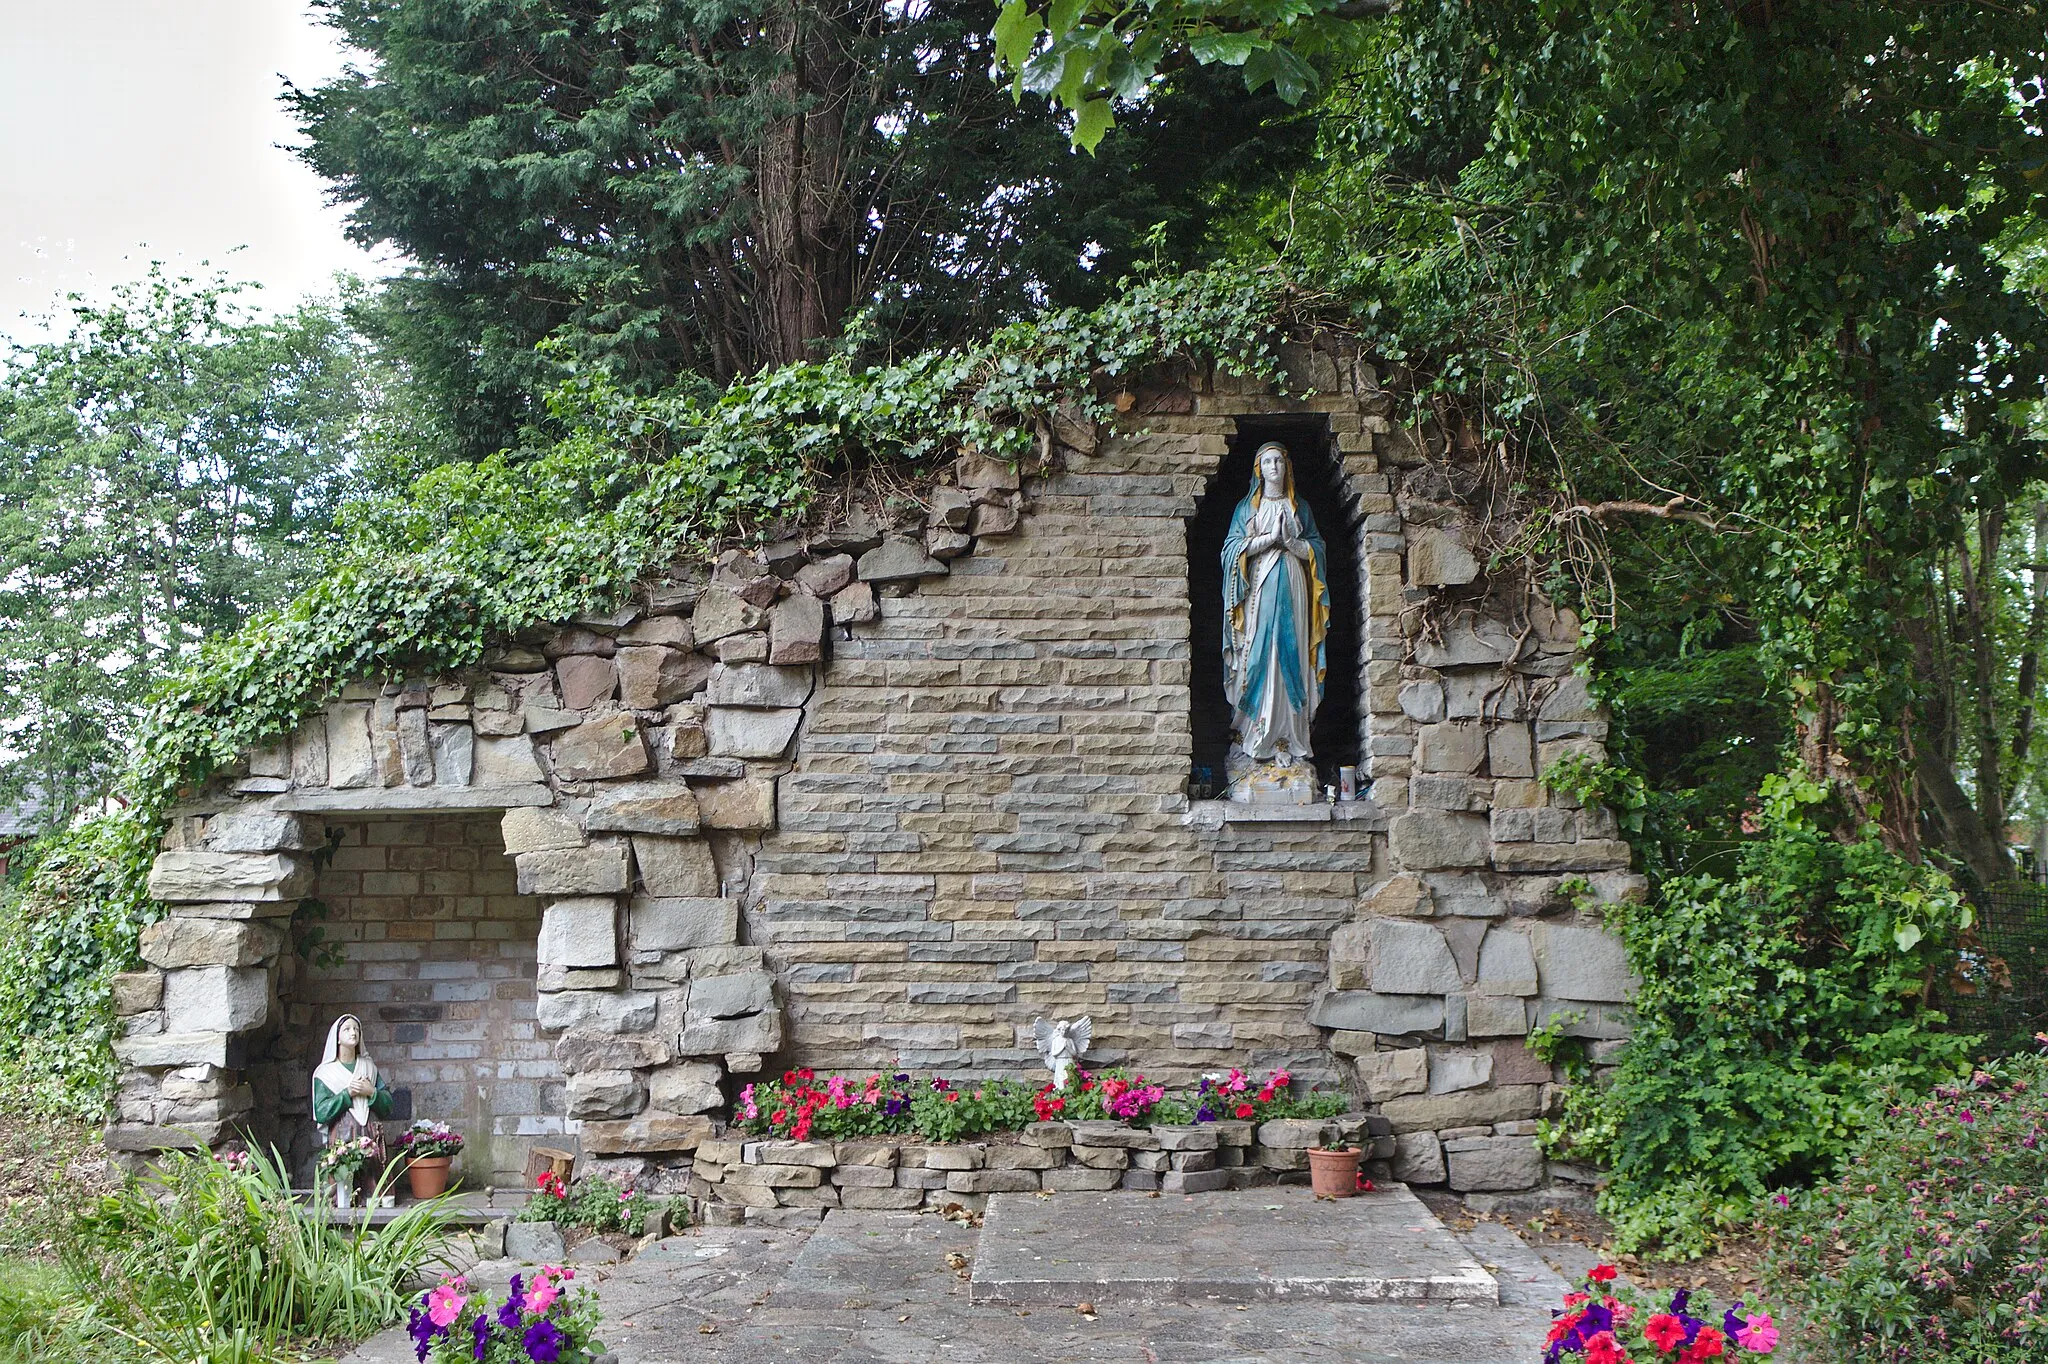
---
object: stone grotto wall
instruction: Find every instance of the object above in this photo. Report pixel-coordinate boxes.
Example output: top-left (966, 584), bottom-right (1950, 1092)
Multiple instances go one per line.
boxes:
top-left (110, 339), bottom-right (1642, 1202)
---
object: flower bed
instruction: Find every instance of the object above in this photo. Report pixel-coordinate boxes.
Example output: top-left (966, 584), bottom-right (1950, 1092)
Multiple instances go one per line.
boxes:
top-left (733, 1067), bottom-right (1339, 1144)
top-left (689, 1112), bottom-right (1389, 1222)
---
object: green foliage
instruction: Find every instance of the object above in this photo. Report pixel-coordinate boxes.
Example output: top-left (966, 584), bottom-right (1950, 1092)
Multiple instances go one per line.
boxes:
top-left (34, 1147), bottom-right (456, 1363)
top-left (0, 266), bottom-right (371, 830)
top-left (0, 268), bottom-right (1287, 1116)
top-left (1766, 1051), bottom-right (2048, 1360)
top-left (294, 0), bottom-right (1312, 456)
top-left (1544, 773), bottom-right (1982, 1257)
top-left (0, 813), bottom-right (158, 1117)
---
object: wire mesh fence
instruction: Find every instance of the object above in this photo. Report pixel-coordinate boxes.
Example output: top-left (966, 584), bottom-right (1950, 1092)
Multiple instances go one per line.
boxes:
top-left (1947, 880), bottom-right (2048, 1055)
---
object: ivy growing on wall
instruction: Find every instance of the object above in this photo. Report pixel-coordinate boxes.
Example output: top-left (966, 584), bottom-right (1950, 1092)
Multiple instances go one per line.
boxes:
top-left (0, 268), bottom-right (1299, 1116)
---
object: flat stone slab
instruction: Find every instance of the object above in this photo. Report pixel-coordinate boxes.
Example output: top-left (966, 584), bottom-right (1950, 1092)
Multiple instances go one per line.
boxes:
top-left (968, 1185), bottom-right (1498, 1307)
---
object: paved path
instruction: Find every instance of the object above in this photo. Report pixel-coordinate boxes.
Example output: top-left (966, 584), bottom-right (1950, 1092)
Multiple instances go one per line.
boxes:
top-left (342, 1190), bottom-right (1568, 1363)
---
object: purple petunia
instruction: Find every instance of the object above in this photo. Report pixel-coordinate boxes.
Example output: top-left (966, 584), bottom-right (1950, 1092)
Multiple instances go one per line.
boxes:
top-left (523, 1318), bottom-right (568, 1363)
top-left (471, 1311), bottom-right (493, 1361)
top-left (407, 1306), bottom-right (448, 1363)
top-left (1543, 1301), bottom-right (1614, 1363)
top-left (498, 1274), bottom-right (526, 1330)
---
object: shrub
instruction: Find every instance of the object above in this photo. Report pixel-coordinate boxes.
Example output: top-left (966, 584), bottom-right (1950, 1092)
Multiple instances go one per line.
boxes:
top-left (516, 1173), bottom-right (669, 1238)
top-left (1543, 772), bottom-right (1979, 1257)
top-left (1766, 1049), bottom-right (2048, 1361)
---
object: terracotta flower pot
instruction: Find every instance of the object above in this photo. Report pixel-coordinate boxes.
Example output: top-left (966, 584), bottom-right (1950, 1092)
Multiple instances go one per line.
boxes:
top-left (1307, 1146), bottom-right (1363, 1199)
top-left (406, 1155), bottom-right (454, 1200)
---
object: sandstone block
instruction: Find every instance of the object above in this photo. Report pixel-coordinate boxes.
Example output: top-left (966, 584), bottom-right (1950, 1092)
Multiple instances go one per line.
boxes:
top-left (506, 1223), bottom-right (567, 1263)
top-left (949, 1169), bottom-right (1038, 1194)
top-left (1356, 1046), bottom-right (1429, 1101)
top-left (517, 843), bottom-right (631, 896)
top-left (922, 1144), bottom-right (987, 1171)
top-left (692, 587), bottom-right (764, 643)
top-left (538, 897), bottom-right (619, 970)
top-left (1390, 1131), bottom-right (1446, 1183)
top-left (969, 498), bottom-right (1020, 536)
top-left (140, 919), bottom-right (282, 970)
top-left (706, 663), bottom-right (814, 708)
top-left (112, 972), bottom-right (163, 1015)
top-left (1488, 725), bottom-right (1536, 778)
top-left (1490, 1039), bottom-right (1554, 1086)
top-left (148, 851), bottom-right (309, 903)
top-left (556, 1030), bottom-right (673, 1073)
top-left (112, 1032), bottom-right (234, 1068)
top-left (1377, 1085), bottom-right (1542, 1135)
top-left (473, 734), bottom-right (546, 784)
top-left (1532, 922), bottom-right (1637, 1003)
top-left (830, 580), bottom-right (878, 625)
top-left (499, 806), bottom-right (585, 854)
top-left (1427, 1049), bottom-right (1493, 1093)
top-left (1445, 1135), bottom-right (1545, 1192)
top-left (202, 812), bottom-right (314, 853)
top-left (690, 971), bottom-right (773, 1020)
top-left (550, 714), bottom-right (652, 781)
top-left (1313, 990), bottom-right (1444, 1036)
top-left (955, 452), bottom-right (1020, 493)
top-left (1042, 1166), bottom-right (1122, 1192)
top-left (648, 1062), bottom-right (724, 1114)
top-left (1397, 680), bottom-right (1446, 723)
top-left (618, 646), bottom-right (713, 709)
top-left (566, 1069), bottom-right (646, 1119)
top-left (840, 1186), bottom-right (924, 1210)
top-left (1363, 918), bottom-right (1460, 995)
top-left (989, 1145), bottom-right (1059, 1170)
top-left (1417, 722), bottom-right (1486, 775)
top-left (1464, 993), bottom-right (1530, 1037)
top-left (1162, 1169), bottom-right (1232, 1194)
top-left (632, 835), bottom-right (719, 896)
top-left (696, 779), bottom-right (775, 830)
top-left (556, 654), bottom-right (618, 711)
top-left (1388, 810), bottom-right (1489, 870)
top-left (678, 1010), bottom-right (781, 1056)
top-left (587, 784), bottom-right (701, 837)
top-left (768, 594), bottom-right (826, 665)
top-left (706, 706), bottom-right (803, 759)
top-left (326, 703), bottom-right (376, 788)
top-left (795, 553), bottom-right (856, 598)
top-left (1021, 1122), bottom-right (1073, 1148)
top-left (1256, 1119), bottom-right (1331, 1149)
top-left (1068, 1122), bottom-right (1160, 1150)
top-left (725, 1162), bottom-right (823, 1188)
top-left (857, 536), bottom-right (947, 582)
top-left (1408, 527), bottom-right (1479, 586)
top-left (832, 1164), bottom-right (896, 1187)
top-left (1151, 1126), bottom-right (1218, 1152)
top-left (1171, 1020), bottom-right (1233, 1049)
top-left (579, 1112), bottom-right (712, 1155)
top-left (632, 896), bottom-right (737, 951)
top-left (535, 989), bottom-right (658, 1034)
top-left (1362, 874), bottom-right (1433, 918)
top-left (620, 614), bottom-right (693, 648)
top-left (1476, 929), bottom-right (1540, 996)
top-left (1072, 1146), bottom-right (1129, 1170)
top-left (162, 967), bottom-right (269, 1034)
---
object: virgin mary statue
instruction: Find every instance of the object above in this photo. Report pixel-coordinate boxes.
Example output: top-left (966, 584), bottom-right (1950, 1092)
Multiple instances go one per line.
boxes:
top-left (1222, 442), bottom-right (1330, 784)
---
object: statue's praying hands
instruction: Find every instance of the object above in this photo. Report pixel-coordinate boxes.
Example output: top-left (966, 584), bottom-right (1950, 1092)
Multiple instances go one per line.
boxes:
top-left (348, 1071), bottom-right (377, 1100)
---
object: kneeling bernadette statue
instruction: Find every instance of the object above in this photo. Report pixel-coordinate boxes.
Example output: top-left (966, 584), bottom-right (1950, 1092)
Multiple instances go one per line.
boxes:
top-left (312, 1012), bottom-right (393, 1162)
top-left (1221, 441), bottom-right (1330, 801)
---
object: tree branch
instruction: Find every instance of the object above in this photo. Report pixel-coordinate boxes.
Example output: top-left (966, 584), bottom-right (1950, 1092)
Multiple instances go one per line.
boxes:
top-left (1556, 495), bottom-right (1722, 530)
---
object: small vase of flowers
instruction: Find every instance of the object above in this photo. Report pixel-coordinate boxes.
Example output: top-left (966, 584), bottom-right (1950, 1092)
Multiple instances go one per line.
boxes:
top-left (398, 1119), bottom-right (465, 1199)
top-left (318, 1134), bottom-right (378, 1209)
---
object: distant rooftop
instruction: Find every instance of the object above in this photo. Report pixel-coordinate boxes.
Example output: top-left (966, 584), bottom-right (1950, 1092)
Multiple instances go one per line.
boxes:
top-left (0, 792), bottom-right (45, 839)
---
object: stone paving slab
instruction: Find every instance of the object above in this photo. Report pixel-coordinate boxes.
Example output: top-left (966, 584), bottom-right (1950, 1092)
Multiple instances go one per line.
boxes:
top-left (339, 1200), bottom-right (1555, 1364)
top-left (968, 1186), bottom-right (1498, 1307)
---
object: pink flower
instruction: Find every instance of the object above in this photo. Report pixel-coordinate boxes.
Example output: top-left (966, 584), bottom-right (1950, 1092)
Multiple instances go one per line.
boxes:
top-left (525, 1277), bottom-right (560, 1314)
top-left (1733, 1312), bottom-right (1779, 1353)
top-left (426, 1280), bottom-right (468, 1328)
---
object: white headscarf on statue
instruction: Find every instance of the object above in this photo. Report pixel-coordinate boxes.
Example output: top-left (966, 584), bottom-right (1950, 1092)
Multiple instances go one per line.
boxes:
top-left (312, 1013), bottom-right (377, 1142)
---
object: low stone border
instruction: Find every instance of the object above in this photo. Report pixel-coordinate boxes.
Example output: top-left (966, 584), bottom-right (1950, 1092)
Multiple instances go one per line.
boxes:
top-left (685, 1115), bottom-right (1397, 1226)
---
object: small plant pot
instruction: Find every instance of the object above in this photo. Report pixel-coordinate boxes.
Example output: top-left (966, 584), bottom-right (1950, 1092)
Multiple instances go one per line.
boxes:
top-left (1307, 1146), bottom-right (1363, 1199)
top-left (407, 1155), bottom-right (454, 1200)
top-left (334, 1179), bottom-right (353, 1211)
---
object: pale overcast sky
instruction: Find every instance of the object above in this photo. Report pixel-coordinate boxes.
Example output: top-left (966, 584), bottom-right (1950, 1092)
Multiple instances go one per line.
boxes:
top-left (0, 1), bottom-right (395, 337)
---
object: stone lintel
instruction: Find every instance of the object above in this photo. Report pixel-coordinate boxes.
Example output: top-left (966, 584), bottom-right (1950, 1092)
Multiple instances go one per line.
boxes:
top-left (267, 784), bottom-right (553, 812)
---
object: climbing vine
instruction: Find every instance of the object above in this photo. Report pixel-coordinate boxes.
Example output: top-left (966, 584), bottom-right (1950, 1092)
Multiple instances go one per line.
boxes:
top-left (0, 268), bottom-right (1303, 1115)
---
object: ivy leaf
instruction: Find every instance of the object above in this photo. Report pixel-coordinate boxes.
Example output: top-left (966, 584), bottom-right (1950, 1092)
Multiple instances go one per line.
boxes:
top-left (1892, 922), bottom-right (1922, 952)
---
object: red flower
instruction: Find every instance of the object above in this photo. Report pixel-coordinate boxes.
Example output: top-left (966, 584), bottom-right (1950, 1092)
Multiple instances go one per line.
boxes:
top-left (1585, 1332), bottom-right (1635, 1364)
top-left (1256, 1088), bottom-right (1274, 1103)
top-left (1678, 1327), bottom-right (1725, 1362)
top-left (782, 1069), bottom-right (798, 1085)
top-left (1589, 1264), bottom-right (1619, 1283)
top-left (1235, 1103), bottom-right (1254, 1119)
top-left (1548, 1311), bottom-right (1586, 1346)
top-left (945, 1091), bottom-right (960, 1102)
top-left (1644, 1314), bottom-right (1687, 1352)
top-left (771, 1108), bottom-right (788, 1125)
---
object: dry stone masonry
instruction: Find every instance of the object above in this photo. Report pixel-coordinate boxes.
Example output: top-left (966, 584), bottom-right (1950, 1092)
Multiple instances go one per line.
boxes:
top-left (111, 339), bottom-right (1638, 1202)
